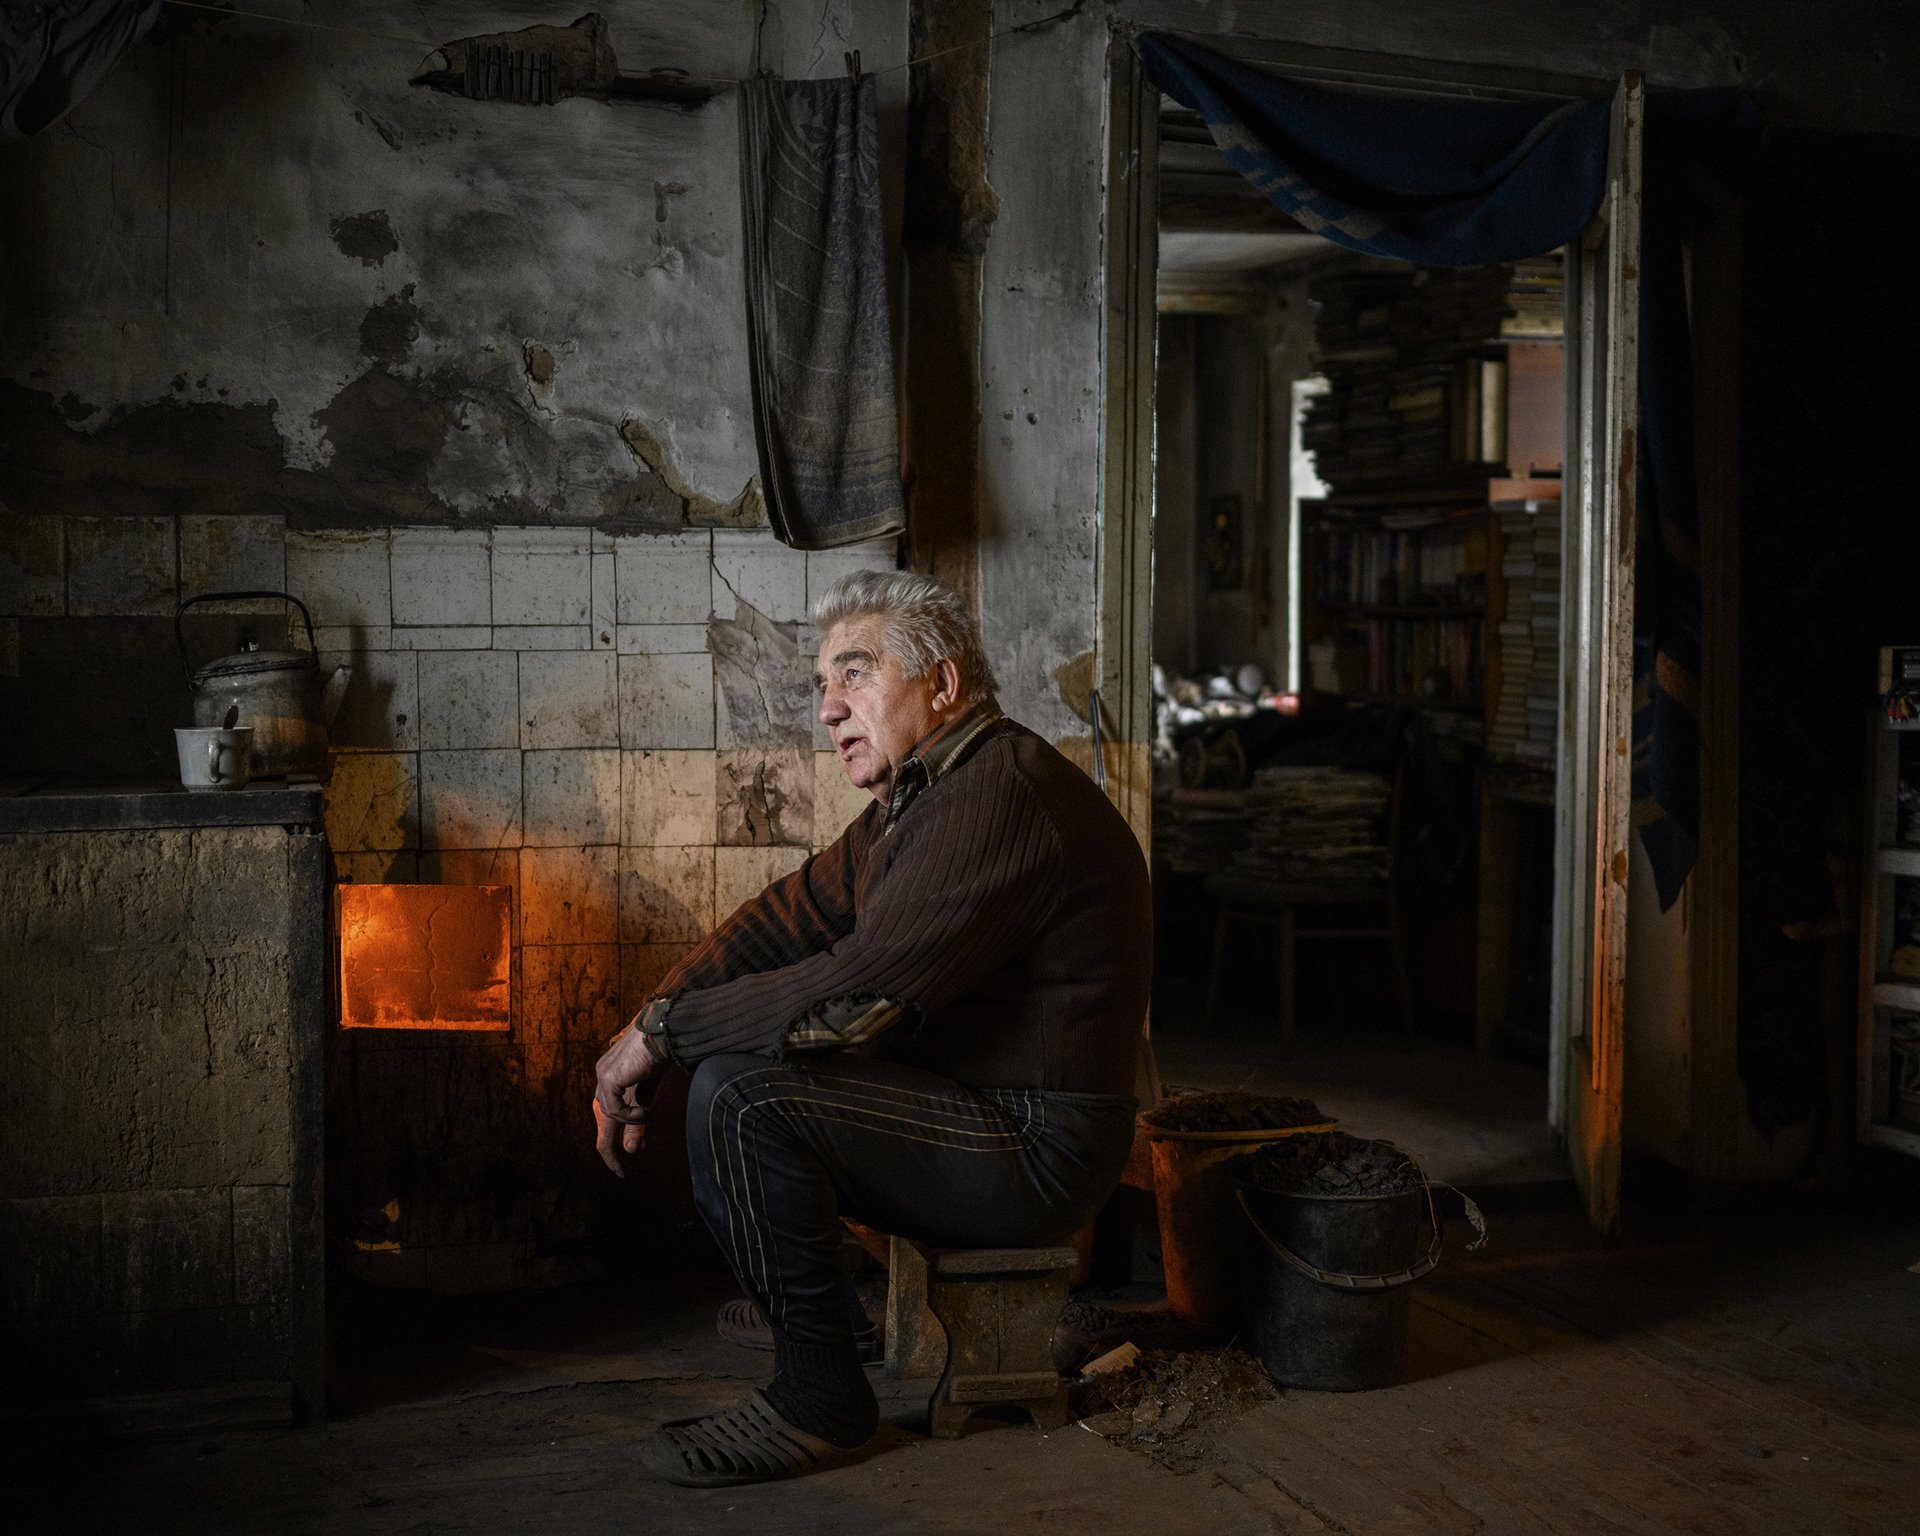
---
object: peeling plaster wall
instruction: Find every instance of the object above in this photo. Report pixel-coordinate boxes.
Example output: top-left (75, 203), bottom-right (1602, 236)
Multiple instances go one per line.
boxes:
top-left (0, 1), bottom-right (907, 531)
top-left (0, 0), bottom-right (910, 1290)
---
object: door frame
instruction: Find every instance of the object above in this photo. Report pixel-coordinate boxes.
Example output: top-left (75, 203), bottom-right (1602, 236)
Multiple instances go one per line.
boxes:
top-left (1096, 32), bottom-right (1711, 1182)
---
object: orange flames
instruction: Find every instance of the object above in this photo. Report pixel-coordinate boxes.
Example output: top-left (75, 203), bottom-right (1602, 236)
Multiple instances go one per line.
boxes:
top-left (338, 883), bottom-right (513, 1030)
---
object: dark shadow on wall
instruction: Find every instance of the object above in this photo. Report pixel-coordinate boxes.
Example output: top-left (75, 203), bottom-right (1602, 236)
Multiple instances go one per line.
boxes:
top-left (1737, 127), bottom-right (1920, 1150)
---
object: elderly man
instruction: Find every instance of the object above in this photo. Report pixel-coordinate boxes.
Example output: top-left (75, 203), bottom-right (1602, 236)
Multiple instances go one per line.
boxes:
top-left (593, 570), bottom-right (1151, 1487)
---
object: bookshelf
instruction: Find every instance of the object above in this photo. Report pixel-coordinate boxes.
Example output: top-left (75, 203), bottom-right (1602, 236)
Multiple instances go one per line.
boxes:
top-left (1857, 646), bottom-right (1920, 1161)
top-left (1295, 258), bottom-right (1568, 1043)
top-left (1302, 491), bottom-right (1489, 709)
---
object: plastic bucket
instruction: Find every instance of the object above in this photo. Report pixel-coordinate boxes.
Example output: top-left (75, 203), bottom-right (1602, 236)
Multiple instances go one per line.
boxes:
top-left (1233, 1176), bottom-right (1439, 1391)
top-left (1143, 1117), bottom-right (1337, 1333)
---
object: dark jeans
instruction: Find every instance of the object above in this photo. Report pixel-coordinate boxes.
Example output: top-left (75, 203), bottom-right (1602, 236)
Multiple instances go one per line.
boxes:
top-left (685, 1051), bottom-right (1137, 1354)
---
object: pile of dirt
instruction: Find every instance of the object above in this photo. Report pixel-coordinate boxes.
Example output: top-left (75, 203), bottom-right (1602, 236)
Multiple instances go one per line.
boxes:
top-left (1240, 1130), bottom-right (1423, 1197)
top-left (1074, 1348), bottom-right (1276, 1473)
top-left (1141, 1091), bottom-right (1328, 1135)
top-left (1053, 1299), bottom-right (1204, 1372)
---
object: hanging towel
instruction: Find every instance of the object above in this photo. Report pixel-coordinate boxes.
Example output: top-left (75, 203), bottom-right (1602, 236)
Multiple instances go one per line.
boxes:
top-left (738, 73), bottom-right (905, 551)
top-left (1, 0), bottom-right (161, 143)
top-left (1138, 32), bottom-right (1756, 911)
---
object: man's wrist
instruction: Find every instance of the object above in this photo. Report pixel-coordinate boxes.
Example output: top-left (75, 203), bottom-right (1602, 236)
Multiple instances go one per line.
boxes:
top-left (631, 994), bottom-right (676, 1061)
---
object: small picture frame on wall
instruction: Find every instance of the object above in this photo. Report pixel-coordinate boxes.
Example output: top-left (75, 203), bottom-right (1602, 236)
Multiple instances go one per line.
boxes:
top-left (1206, 492), bottom-right (1244, 590)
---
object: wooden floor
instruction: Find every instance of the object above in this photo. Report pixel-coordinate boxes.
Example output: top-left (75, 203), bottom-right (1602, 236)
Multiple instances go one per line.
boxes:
top-left (1217, 1193), bottom-right (1920, 1533)
top-left (20, 1191), bottom-right (1920, 1534)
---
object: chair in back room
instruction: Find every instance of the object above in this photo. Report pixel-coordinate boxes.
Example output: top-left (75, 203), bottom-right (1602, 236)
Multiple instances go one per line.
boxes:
top-left (1201, 760), bottom-right (1415, 1040)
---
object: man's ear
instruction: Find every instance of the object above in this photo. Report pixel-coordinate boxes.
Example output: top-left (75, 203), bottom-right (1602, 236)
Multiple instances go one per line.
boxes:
top-left (931, 658), bottom-right (962, 713)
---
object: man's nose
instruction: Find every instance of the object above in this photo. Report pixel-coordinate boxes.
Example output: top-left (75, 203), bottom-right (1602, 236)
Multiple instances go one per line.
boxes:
top-left (819, 687), bottom-right (848, 724)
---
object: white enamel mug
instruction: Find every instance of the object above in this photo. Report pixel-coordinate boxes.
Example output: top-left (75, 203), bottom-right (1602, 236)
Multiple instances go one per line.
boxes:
top-left (175, 725), bottom-right (254, 791)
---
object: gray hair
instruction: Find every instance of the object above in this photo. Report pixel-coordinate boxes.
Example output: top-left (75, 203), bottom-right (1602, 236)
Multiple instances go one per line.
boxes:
top-left (811, 569), bottom-right (997, 702)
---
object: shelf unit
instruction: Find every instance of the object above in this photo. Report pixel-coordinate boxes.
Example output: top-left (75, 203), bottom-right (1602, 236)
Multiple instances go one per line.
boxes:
top-left (1857, 645), bottom-right (1920, 1160)
top-left (1300, 488), bottom-right (1491, 710)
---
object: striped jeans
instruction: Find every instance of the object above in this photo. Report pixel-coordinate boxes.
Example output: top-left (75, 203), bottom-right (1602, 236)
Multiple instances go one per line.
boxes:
top-left (685, 1051), bottom-right (1137, 1355)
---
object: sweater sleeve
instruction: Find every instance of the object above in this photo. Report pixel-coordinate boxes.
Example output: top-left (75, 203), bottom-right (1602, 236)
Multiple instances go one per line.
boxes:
top-left (653, 764), bottom-right (1062, 1065)
top-left (645, 811), bottom-right (869, 1014)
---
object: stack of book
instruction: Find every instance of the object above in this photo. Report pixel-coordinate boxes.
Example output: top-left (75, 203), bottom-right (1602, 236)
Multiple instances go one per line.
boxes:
top-left (1313, 504), bottom-right (1485, 609)
top-left (1488, 497), bottom-right (1563, 766)
top-left (1302, 265), bottom-right (1513, 493)
top-left (1155, 787), bottom-right (1250, 875)
top-left (1502, 252), bottom-right (1565, 340)
top-left (1363, 614), bottom-right (1483, 701)
top-left (1231, 767), bottom-right (1392, 885)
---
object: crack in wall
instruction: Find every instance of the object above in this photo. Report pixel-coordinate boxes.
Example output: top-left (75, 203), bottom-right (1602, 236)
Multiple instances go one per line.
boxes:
top-left (619, 416), bottom-right (762, 528)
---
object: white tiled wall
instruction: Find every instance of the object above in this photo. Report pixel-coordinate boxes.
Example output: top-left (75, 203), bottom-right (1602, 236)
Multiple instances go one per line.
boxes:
top-left (0, 511), bottom-right (899, 1047)
top-left (298, 522), bottom-right (897, 1041)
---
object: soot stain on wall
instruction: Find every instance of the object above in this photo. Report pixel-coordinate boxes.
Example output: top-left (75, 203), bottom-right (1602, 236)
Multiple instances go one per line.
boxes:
top-left (1, 369), bottom-right (758, 536)
top-left (329, 209), bottom-right (399, 266)
top-left (359, 287), bottom-right (421, 366)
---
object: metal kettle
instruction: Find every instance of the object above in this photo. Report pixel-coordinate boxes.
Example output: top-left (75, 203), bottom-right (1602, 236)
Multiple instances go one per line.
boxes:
top-left (177, 591), bottom-right (351, 778)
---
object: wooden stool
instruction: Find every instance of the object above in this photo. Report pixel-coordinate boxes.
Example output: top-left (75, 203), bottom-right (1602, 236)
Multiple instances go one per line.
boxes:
top-left (895, 1240), bottom-right (1078, 1438)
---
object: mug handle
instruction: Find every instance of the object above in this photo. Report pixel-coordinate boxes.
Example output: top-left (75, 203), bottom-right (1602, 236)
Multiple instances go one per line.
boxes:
top-left (208, 739), bottom-right (225, 784)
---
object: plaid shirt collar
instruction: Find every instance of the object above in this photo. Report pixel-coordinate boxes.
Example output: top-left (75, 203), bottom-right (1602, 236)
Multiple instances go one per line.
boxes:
top-left (881, 696), bottom-right (1004, 834)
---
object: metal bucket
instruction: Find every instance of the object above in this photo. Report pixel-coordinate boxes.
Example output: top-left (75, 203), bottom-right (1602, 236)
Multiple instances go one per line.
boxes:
top-left (1142, 1115), bottom-right (1336, 1333)
top-left (1234, 1176), bottom-right (1439, 1391)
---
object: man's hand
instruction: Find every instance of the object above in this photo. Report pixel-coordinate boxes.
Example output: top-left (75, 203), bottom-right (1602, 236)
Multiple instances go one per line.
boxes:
top-left (593, 1025), bottom-right (668, 1177)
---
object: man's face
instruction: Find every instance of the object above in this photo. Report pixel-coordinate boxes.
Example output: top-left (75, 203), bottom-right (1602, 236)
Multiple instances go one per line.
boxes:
top-left (815, 616), bottom-right (948, 801)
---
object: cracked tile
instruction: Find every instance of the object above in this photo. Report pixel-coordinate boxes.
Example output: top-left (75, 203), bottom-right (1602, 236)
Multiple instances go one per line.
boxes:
top-left (712, 528), bottom-right (806, 623)
top-left (323, 752), bottom-right (419, 852)
top-left (419, 749), bottom-right (523, 849)
top-left (709, 600), bottom-right (811, 751)
top-left (716, 750), bottom-right (811, 848)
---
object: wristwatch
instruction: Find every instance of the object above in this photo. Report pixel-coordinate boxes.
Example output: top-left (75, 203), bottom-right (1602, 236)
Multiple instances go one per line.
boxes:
top-left (634, 994), bottom-right (675, 1049)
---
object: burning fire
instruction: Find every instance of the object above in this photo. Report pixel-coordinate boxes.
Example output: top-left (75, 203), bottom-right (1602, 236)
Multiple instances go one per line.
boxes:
top-left (338, 883), bottom-right (513, 1030)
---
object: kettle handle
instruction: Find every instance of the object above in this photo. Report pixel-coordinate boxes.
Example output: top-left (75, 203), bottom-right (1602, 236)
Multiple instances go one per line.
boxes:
top-left (176, 591), bottom-right (319, 678)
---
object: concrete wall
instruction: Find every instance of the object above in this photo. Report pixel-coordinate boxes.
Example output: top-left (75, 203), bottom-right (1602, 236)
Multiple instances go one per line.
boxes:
top-left (0, 822), bottom-right (316, 1397)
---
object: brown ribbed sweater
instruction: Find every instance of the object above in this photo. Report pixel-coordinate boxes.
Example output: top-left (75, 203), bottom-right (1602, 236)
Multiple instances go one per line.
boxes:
top-left (647, 717), bottom-right (1152, 1098)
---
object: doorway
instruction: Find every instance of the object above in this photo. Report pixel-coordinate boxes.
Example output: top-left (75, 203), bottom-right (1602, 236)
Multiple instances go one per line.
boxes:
top-left (1099, 36), bottom-right (1646, 1218)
